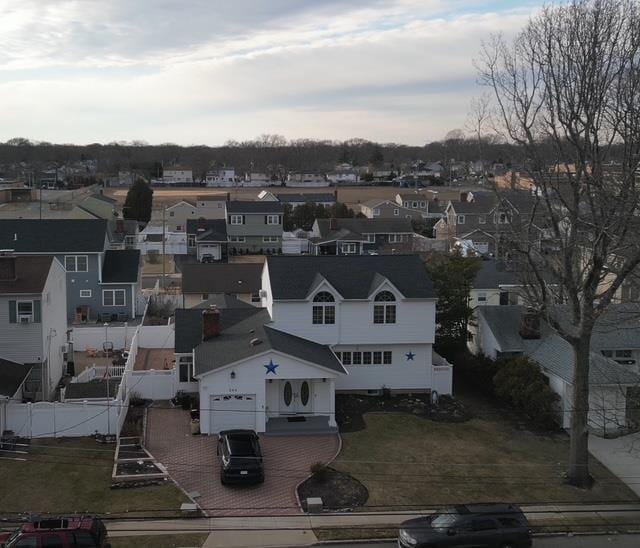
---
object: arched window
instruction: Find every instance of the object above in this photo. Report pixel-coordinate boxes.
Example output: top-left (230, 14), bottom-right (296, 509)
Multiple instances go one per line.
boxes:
top-left (312, 291), bottom-right (335, 324)
top-left (373, 291), bottom-right (396, 324)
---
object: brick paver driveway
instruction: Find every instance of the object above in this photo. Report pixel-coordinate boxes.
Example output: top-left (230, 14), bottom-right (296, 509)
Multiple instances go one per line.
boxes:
top-left (145, 407), bottom-right (340, 516)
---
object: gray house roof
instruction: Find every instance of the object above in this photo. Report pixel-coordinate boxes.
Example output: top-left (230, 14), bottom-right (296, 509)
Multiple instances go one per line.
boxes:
top-left (186, 219), bottom-right (227, 241)
top-left (64, 379), bottom-right (120, 400)
top-left (276, 193), bottom-right (335, 204)
top-left (0, 256), bottom-right (54, 295)
top-left (194, 309), bottom-right (346, 376)
top-left (472, 260), bottom-right (520, 289)
top-left (181, 263), bottom-right (262, 294)
top-left (0, 219), bottom-right (108, 253)
top-left (266, 254), bottom-right (434, 300)
top-left (226, 201), bottom-right (284, 214)
top-left (0, 357), bottom-right (32, 397)
top-left (101, 250), bottom-right (141, 283)
top-left (477, 305), bottom-right (640, 386)
top-left (315, 218), bottom-right (413, 238)
top-left (174, 307), bottom-right (262, 353)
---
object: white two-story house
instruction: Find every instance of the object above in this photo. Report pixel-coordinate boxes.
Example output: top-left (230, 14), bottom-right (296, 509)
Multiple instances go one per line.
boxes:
top-left (176, 254), bottom-right (452, 435)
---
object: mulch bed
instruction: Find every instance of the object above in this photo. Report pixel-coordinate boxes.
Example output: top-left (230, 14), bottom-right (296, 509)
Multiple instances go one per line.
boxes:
top-left (336, 393), bottom-right (471, 433)
top-left (298, 467), bottom-right (368, 511)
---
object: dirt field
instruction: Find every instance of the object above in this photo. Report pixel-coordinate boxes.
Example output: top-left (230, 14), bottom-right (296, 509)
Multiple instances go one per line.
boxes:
top-left (107, 185), bottom-right (472, 207)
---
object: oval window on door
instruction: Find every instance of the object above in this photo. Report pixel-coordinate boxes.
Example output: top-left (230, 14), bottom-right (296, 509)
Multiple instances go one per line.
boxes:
top-left (284, 381), bottom-right (293, 406)
top-left (300, 381), bottom-right (310, 406)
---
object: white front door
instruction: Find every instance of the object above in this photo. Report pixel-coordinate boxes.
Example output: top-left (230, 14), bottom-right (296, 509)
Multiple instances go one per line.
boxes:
top-left (281, 380), bottom-right (312, 414)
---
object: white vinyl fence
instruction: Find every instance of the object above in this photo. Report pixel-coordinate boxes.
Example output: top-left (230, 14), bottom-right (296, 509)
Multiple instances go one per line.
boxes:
top-left (128, 369), bottom-right (177, 400)
top-left (432, 365), bottom-right (453, 397)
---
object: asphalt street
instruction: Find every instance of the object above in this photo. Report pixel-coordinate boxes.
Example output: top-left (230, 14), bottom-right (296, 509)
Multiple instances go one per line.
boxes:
top-left (314, 535), bottom-right (640, 547)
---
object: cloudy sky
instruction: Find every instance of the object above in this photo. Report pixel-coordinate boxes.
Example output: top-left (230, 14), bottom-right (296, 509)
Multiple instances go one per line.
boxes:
top-left (0, 0), bottom-right (541, 146)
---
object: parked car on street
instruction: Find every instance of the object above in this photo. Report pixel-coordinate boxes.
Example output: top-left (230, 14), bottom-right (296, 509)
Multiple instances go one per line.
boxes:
top-left (398, 503), bottom-right (531, 548)
top-left (217, 429), bottom-right (264, 485)
top-left (0, 516), bottom-right (110, 547)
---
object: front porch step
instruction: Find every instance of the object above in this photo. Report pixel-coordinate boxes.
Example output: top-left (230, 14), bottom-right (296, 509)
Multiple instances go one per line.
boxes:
top-left (264, 415), bottom-right (338, 436)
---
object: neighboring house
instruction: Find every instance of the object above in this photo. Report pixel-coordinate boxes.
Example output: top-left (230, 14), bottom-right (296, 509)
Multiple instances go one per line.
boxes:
top-left (286, 173), bottom-right (329, 187)
top-left (98, 249), bottom-right (142, 322)
top-left (0, 357), bottom-right (33, 430)
top-left (186, 219), bottom-right (228, 262)
top-left (163, 168), bottom-right (193, 184)
top-left (358, 198), bottom-right (424, 221)
top-left (173, 254), bottom-right (450, 434)
top-left (395, 192), bottom-right (444, 220)
top-left (137, 222), bottom-right (187, 256)
top-left (205, 168), bottom-right (236, 187)
top-left (309, 218), bottom-right (414, 255)
top-left (225, 201), bottom-right (284, 255)
top-left (327, 164), bottom-right (360, 185)
top-left (243, 173), bottom-right (272, 187)
top-left (165, 200), bottom-right (197, 231)
top-left (470, 260), bottom-right (522, 308)
top-left (196, 196), bottom-right (227, 220)
top-left (180, 263), bottom-right (263, 308)
top-left (468, 306), bottom-right (640, 434)
top-left (77, 193), bottom-right (119, 220)
top-left (276, 193), bottom-right (336, 209)
top-left (434, 191), bottom-right (540, 256)
top-left (0, 219), bottom-right (143, 322)
top-left (0, 254), bottom-right (67, 401)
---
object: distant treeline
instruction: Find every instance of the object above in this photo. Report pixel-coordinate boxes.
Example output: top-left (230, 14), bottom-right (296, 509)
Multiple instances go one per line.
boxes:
top-left (0, 135), bottom-right (519, 178)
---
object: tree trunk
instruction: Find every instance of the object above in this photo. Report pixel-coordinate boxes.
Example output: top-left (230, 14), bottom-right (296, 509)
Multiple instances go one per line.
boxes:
top-left (567, 335), bottom-right (593, 488)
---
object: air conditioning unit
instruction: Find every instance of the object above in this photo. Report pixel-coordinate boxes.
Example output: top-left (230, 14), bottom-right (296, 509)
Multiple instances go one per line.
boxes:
top-left (19, 315), bottom-right (32, 323)
top-left (258, 289), bottom-right (267, 298)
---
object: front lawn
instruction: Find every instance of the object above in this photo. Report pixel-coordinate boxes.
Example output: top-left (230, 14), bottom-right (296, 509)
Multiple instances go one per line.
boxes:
top-left (110, 534), bottom-right (209, 547)
top-left (0, 438), bottom-right (188, 516)
top-left (333, 411), bottom-right (638, 510)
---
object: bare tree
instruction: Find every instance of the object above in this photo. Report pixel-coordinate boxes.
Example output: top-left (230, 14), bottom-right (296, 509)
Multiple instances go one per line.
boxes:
top-left (476, 0), bottom-right (640, 487)
top-left (465, 94), bottom-right (492, 180)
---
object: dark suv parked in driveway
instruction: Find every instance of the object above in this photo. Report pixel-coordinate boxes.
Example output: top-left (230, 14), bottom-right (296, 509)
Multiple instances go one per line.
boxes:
top-left (217, 429), bottom-right (264, 485)
top-left (0, 517), bottom-right (110, 547)
top-left (398, 503), bottom-right (531, 548)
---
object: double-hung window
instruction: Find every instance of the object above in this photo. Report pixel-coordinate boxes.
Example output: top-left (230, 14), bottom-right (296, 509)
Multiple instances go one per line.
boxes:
top-left (230, 215), bottom-right (244, 225)
top-left (103, 289), bottom-right (126, 307)
top-left (341, 242), bottom-right (357, 254)
top-left (65, 255), bottom-right (88, 272)
top-left (312, 291), bottom-right (335, 324)
top-left (373, 291), bottom-right (396, 324)
top-left (266, 215), bottom-right (280, 225)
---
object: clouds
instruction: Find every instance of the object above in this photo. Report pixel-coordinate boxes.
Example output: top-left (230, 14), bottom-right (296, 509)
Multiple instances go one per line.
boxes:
top-left (0, 0), bottom-right (540, 145)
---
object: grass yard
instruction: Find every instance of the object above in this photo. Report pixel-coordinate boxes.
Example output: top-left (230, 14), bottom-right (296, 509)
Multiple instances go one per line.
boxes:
top-left (333, 413), bottom-right (638, 510)
top-left (110, 534), bottom-right (209, 547)
top-left (0, 438), bottom-right (188, 516)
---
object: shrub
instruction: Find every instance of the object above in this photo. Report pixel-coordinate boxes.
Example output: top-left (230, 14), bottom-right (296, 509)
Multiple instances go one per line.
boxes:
top-left (493, 357), bottom-right (560, 430)
top-left (310, 461), bottom-right (329, 482)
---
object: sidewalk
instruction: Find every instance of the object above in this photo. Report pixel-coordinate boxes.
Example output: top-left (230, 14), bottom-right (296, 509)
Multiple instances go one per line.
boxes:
top-left (106, 503), bottom-right (640, 548)
top-left (590, 432), bottom-right (640, 497)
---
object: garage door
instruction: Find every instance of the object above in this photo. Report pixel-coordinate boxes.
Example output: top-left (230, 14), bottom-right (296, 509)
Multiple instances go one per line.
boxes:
top-left (199, 244), bottom-right (220, 261)
top-left (210, 394), bottom-right (256, 433)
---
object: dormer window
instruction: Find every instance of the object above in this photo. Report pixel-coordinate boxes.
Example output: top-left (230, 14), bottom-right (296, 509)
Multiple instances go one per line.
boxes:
top-left (373, 291), bottom-right (396, 324)
top-left (312, 291), bottom-right (335, 324)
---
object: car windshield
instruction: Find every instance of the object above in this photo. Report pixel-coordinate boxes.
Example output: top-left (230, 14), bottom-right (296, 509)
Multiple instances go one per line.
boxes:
top-left (430, 508), bottom-right (459, 529)
top-left (228, 436), bottom-right (257, 456)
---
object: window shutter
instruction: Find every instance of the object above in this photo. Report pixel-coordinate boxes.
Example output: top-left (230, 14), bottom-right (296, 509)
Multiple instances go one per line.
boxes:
top-left (242, 215), bottom-right (246, 224)
top-left (9, 300), bottom-right (17, 323)
top-left (279, 215), bottom-right (282, 224)
top-left (228, 216), bottom-right (231, 224)
top-left (33, 300), bottom-right (42, 323)
top-left (264, 215), bottom-right (268, 224)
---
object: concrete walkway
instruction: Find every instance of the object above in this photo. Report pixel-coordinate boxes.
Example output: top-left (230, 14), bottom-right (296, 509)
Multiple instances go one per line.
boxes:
top-left (590, 432), bottom-right (640, 497)
top-left (106, 503), bottom-right (640, 547)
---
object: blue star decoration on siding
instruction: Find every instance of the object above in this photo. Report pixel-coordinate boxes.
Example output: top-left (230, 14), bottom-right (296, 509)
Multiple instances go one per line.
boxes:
top-left (264, 360), bottom-right (279, 375)
top-left (405, 352), bottom-right (416, 361)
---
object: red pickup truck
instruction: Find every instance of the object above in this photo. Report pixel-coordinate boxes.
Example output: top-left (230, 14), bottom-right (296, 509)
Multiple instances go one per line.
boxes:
top-left (0, 517), bottom-right (110, 547)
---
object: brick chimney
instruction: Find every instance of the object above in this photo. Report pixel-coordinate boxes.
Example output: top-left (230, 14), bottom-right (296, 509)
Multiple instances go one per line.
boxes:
top-left (202, 306), bottom-right (221, 340)
top-left (519, 308), bottom-right (541, 340)
top-left (0, 250), bottom-right (17, 281)
top-left (329, 218), bottom-right (337, 230)
top-left (460, 191), bottom-right (468, 202)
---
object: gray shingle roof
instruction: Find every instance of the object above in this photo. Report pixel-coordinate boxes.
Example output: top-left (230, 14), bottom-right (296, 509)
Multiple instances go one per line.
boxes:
top-left (472, 260), bottom-right (520, 289)
top-left (226, 201), bottom-right (284, 213)
top-left (0, 256), bottom-right (54, 295)
top-left (101, 250), bottom-right (141, 283)
top-left (186, 219), bottom-right (227, 241)
top-left (315, 218), bottom-right (413, 238)
top-left (266, 254), bottom-right (434, 300)
top-left (0, 357), bottom-right (32, 397)
top-left (477, 305), bottom-right (640, 386)
top-left (64, 379), bottom-right (120, 400)
top-left (174, 307), bottom-right (262, 353)
top-left (0, 219), bottom-right (107, 253)
top-left (192, 294), bottom-right (256, 310)
top-left (194, 309), bottom-right (346, 376)
top-left (181, 263), bottom-right (262, 294)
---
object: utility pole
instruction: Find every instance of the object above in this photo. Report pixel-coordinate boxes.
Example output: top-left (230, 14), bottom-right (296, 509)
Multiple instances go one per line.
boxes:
top-left (162, 206), bottom-right (166, 291)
